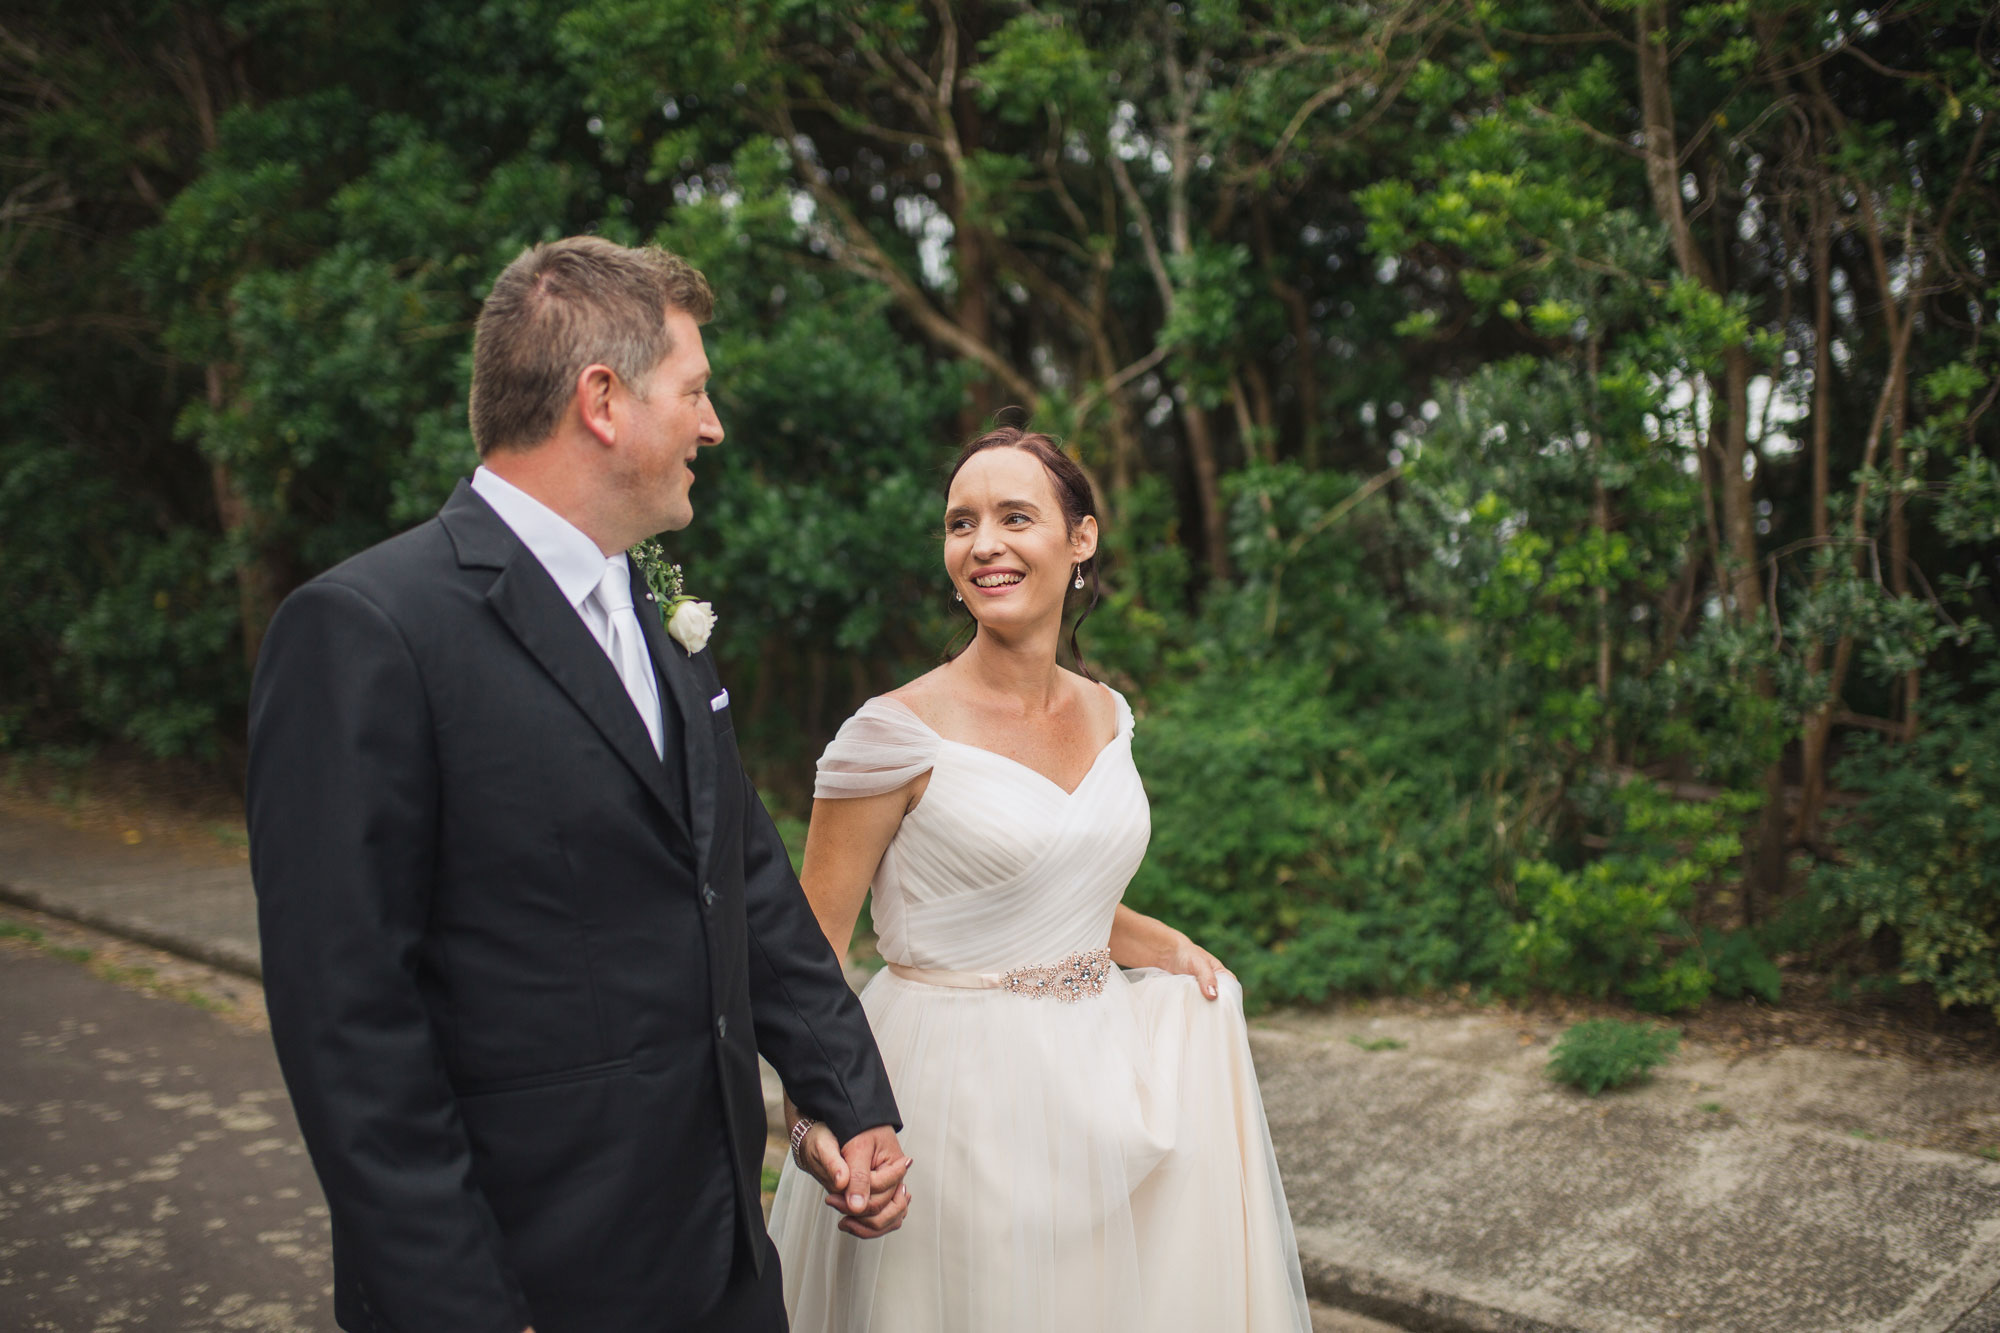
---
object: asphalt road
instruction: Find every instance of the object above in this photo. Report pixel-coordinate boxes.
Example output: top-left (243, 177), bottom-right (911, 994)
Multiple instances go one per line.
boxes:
top-left (0, 918), bottom-right (1400, 1333)
top-left (0, 939), bottom-right (333, 1332)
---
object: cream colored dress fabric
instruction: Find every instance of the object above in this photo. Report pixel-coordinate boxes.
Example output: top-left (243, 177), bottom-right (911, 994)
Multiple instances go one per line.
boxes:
top-left (768, 690), bottom-right (1312, 1333)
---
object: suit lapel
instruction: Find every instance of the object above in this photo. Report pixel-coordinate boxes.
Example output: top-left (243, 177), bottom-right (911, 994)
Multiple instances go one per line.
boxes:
top-left (444, 483), bottom-right (695, 847)
top-left (633, 565), bottom-right (716, 885)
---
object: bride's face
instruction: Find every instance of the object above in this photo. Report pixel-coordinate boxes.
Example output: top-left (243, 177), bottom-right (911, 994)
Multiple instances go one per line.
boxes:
top-left (943, 447), bottom-right (1097, 633)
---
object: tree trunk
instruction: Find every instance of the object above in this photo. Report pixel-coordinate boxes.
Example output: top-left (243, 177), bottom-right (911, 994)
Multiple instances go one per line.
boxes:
top-left (1165, 38), bottom-right (1231, 581)
top-left (1795, 180), bottom-right (1838, 845)
top-left (1105, 30), bottom-right (1232, 582)
top-left (1252, 195), bottom-right (1319, 466)
top-left (1636, 0), bottom-right (1784, 910)
top-left (171, 17), bottom-right (279, 668)
top-left (1182, 402), bottom-right (1231, 580)
top-left (951, 55), bottom-right (1000, 431)
top-left (1715, 347), bottom-right (1763, 622)
top-left (1588, 338), bottom-right (1613, 765)
top-left (205, 367), bottom-right (280, 667)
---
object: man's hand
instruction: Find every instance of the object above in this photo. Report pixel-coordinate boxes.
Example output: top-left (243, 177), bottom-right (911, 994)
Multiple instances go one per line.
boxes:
top-left (798, 1122), bottom-right (910, 1238)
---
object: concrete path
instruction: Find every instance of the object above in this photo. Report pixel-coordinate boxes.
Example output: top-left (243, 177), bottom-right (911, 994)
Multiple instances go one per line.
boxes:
top-left (6, 804), bottom-right (2000, 1332)
top-left (0, 939), bottom-right (332, 1331)
top-left (0, 808), bottom-right (259, 977)
top-left (1255, 1010), bottom-right (2000, 1333)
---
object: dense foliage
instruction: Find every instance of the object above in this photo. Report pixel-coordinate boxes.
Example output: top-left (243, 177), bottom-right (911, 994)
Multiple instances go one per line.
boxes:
top-left (1816, 668), bottom-right (2000, 1020)
top-left (4, 1), bottom-right (1996, 1018)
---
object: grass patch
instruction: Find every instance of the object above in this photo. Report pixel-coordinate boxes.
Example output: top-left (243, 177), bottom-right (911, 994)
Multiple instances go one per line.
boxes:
top-left (90, 959), bottom-right (224, 1011)
top-left (1698, 1101), bottom-right (1723, 1113)
top-left (1977, 1146), bottom-right (1999, 1162)
top-left (2, 917), bottom-right (231, 1014)
top-left (760, 1164), bottom-right (783, 1194)
top-left (1547, 1018), bottom-right (1679, 1096)
top-left (1348, 1034), bottom-right (1407, 1052)
top-left (0, 919), bottom-right (46, 945)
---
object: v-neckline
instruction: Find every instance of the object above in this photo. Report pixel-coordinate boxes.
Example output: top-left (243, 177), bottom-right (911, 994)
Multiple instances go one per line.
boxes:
top-left (884, 691), bottom-right (1127, 799)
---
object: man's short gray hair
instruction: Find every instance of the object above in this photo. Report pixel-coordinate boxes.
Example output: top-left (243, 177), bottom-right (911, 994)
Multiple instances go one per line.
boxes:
top-left (469, 236), bottom-right (714, 456)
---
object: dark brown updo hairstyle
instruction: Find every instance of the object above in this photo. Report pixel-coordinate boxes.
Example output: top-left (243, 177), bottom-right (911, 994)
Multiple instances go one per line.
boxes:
top-left (942, 424), bottom-right (1102, 680)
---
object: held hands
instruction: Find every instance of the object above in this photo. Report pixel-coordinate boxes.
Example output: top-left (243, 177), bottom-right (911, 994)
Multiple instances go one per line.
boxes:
top-left (797, 1122), bottom-right (911, 1238)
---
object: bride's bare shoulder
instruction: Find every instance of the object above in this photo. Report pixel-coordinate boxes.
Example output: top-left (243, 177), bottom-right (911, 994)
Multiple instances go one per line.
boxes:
top-left (884, 665), bottom-right (954, 731)
top-left (1060, 667), bottom-right (1119, 737)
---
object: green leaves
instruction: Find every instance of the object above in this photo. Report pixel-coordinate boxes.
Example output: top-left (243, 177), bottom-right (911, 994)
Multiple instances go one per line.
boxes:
top-left (1816, 670), bottom-right (2000, 1020)
top-left (972, 12), bottom-right (1108, 132)
top-left (1547, 1019), bottom-right (1680, 1096)
top-left (1503, 779), bottom-right (1759, 1012)
top-left (1160, 242), bottom-right (1255, 387)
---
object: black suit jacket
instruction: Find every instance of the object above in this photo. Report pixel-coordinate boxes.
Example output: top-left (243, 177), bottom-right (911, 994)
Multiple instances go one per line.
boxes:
top-left (246, 481), bottom-right (897, 1333)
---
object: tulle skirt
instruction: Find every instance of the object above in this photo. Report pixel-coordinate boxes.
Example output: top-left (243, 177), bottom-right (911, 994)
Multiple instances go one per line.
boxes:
top-left (768, 965), bottom-right (1311, 1333)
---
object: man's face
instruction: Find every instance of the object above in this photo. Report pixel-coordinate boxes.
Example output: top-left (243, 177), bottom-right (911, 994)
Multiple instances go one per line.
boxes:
top-left (620, 308), bottom-right (724, 533)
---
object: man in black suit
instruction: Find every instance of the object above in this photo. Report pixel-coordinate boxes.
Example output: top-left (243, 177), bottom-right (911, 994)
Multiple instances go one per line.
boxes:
top-left (246, 236), bottom-right (906, 1333)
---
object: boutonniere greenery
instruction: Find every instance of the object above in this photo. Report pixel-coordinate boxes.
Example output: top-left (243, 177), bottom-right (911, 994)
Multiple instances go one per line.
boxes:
top-left (629, 538), bottom-right (717, 654)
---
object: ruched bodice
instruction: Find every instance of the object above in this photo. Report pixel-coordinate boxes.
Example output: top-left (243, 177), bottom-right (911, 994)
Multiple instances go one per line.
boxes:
top-left (816, 691), bottom-right (1147, 971)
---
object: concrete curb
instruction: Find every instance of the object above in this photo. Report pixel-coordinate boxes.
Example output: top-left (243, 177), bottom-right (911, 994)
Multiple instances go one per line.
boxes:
top-left (1298, 1252), bottom-right (1579, 1333)
top-left (0, 878), bottom-right (264, 981)
top-left (1946, 1280), bottom-right (2000, 1333)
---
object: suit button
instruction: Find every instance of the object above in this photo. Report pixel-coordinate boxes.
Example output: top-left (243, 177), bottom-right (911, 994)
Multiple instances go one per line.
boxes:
top-left (715, 1014), bottom-right (728, 1040)
top-left (701, 882), bottom-right (716, 908)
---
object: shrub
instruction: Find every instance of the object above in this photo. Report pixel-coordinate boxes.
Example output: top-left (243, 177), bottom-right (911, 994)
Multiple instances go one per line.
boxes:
top-left (1814, 669), bottom-right (2000, 1022)
top-left (1547, 1018), bottom-right (1680, 1095)
top-left (1503, 780), bottom-right (1759, 1012)
top-left (1699, 925), bottom-right (1783, 1004)
top-left (1127, 636), bottom-right (1517, 1011)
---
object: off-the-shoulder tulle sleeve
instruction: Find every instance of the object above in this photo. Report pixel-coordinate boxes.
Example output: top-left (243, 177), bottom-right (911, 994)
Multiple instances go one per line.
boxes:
top-left (814, 697), bottom-right (940, 799)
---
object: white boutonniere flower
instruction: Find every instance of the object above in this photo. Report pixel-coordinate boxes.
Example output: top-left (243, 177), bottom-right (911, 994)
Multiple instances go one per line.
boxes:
top-left (630, 539), bottom-right (717, 656)
top-left (666, 598), bottom-right (717, 654)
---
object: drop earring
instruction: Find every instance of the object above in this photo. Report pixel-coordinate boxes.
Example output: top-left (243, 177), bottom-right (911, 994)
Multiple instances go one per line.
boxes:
top-left (954, 587), bottom-right (963, 602)
top-left (1072, 564), bottom-right (1085, 590)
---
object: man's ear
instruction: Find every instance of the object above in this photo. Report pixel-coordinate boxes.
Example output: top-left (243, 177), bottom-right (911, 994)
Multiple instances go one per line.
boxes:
top-left (576, 364), bottom-right (618, 446)
top-left (1072, 514), bottom-right (1100, 564)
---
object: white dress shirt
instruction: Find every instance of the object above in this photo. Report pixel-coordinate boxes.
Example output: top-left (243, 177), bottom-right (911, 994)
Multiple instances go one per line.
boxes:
top-left (470, 467), bottom-right (666, 757)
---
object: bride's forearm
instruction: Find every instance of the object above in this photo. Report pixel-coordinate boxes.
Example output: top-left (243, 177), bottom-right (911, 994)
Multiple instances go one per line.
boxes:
top-left (1108, 904), bottom-right (1184, 971)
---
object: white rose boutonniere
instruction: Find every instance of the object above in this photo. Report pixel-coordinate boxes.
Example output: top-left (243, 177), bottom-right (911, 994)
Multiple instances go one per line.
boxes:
top-left (630, 539), bottom-right (718, 656)
top-left (667, 598), bottom-right (717, 654)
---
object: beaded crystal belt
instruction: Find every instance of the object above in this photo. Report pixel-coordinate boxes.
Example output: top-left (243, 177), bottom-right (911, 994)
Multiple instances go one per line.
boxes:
top-left (885, 948), bottom-right (1113, 1003)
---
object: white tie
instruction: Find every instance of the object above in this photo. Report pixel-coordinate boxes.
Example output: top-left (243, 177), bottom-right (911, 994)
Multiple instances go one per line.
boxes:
top-left (593, 561), bottom-right (665, 758)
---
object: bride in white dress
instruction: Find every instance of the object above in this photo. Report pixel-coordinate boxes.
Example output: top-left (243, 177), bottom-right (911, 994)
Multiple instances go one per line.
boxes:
top-left (768, 426), bottom-right (1311, 1332)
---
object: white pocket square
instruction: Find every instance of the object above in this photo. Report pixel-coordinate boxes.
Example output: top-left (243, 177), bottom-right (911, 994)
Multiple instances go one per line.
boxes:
top-left (710, 689), bottom-right (730, 713)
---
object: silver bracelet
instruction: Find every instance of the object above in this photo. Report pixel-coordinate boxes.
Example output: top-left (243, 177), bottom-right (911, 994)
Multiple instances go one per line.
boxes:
top-left (789, 1116), bottom-right (817, 1168)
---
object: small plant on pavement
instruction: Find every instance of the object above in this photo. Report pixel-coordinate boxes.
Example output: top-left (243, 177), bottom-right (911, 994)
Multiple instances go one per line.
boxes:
top-left (1547, 1018), bottom-right (1679, 1095)
top-left (1348, 1034), bottom-right (1407, 1052)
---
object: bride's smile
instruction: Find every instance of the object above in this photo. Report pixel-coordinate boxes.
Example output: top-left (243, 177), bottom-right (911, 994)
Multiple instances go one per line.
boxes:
top-left (943, 445), bottom-right (1096, 624)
